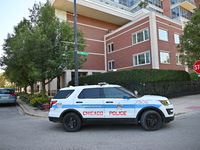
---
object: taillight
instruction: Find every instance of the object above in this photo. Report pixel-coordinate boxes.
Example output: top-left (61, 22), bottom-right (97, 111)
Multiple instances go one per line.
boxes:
top-left (50, 101), bottom-right (57, 108)
top-left (10, 94), bottom-right (17, 97)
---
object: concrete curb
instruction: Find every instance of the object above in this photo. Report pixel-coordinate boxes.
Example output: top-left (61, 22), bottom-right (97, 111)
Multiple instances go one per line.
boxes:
top-left (17, 101), bottom-right (48, 118)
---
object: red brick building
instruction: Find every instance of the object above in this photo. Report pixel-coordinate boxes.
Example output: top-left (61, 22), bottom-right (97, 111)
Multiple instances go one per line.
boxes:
top-left (46, 0), bottom-right (199, 94)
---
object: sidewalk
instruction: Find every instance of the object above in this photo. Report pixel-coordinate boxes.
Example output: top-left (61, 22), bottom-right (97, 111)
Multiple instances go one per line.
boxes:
top-left (169, 94), bottom-right (200, 116)
top-left (17, 99), bottom-right (49, 118)
top-left (17, 94), bottom-right (200, 118)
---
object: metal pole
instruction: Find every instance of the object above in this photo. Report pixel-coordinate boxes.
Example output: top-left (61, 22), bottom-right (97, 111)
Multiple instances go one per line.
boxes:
top-left (74, 0), bottom-right (79, 86)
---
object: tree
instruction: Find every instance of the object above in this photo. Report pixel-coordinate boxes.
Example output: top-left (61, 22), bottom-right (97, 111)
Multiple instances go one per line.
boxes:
top-left (0, 73), bottom-right (6, 87)
top-left (28, 2), bottom-right (86, 95)
top-left (177, 6), bottom-right (200, 68)
top-left (1, 2), bottom-right (86, 95)
top-left (1, 19), bottom-right (38, 93)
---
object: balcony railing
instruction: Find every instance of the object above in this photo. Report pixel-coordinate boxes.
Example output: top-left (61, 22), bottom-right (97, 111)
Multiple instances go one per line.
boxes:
top-left (93, 0), bottom-right (130, 11)
top-left (171, 0), bottom-right (195, 5)
top-left (145, 0), bottom-right (163, 9)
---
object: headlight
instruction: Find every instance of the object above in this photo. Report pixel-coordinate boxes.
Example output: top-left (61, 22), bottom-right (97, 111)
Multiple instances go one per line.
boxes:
top-left (159, 100), bottom-right (171, 106)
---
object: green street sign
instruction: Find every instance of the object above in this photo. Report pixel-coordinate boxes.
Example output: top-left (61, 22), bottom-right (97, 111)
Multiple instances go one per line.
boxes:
top-left (77, 51), bottom-right (89, 55)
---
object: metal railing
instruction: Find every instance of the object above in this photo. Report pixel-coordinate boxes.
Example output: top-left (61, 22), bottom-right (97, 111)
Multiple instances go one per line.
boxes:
top-left (171, 0), bottom-right (195, 5)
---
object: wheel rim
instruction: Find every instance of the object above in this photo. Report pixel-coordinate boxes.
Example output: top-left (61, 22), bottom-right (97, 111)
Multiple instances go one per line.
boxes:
top-left (146, 114), bottom-right (159, 127)
top-left (66, 116), bottom-right (77, 129)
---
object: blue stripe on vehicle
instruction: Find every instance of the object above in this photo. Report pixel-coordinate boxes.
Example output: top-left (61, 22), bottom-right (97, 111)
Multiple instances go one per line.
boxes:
top-left (52, 104), bottom-right (161, 109)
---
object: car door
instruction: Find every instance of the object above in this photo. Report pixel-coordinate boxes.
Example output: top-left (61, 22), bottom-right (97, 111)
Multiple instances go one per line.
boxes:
top-left (103, 87), bottom-right (135, 118)
top-left (76, 88), bottom-right (104, 118)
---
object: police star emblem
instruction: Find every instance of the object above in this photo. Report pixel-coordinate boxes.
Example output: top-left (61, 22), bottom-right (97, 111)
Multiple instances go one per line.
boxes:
top-left (116, 103), bottom-right (122, 110)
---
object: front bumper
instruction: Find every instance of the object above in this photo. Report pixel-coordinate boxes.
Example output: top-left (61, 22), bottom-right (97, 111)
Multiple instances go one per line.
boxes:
top-left (49, 117), bottom-right (60, 123)
top-left (164, 115), bottom-right (175, 123)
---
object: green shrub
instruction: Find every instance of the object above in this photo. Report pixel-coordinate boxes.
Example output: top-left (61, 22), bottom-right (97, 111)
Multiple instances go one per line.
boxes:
top-left (30, 96), bottom-right (51, 107)
top-left (19, 92), bottom-right (51, 106)
top-left (19, 92), bottom-right (30, 103)
top-left (69, 69), bottom-right (190, 85)
top-left (190, 72), bottom-right (200, 80)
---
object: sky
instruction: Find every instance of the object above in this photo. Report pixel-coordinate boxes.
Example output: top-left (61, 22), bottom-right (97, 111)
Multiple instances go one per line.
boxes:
top-left (0, 0), bottom-right (47, 72)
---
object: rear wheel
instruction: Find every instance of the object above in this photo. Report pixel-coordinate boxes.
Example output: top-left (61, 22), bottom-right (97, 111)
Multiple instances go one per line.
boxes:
top-left (140, 110), bottom-right (162, 131)
top-left (62, 113), bottom-right (82, 132)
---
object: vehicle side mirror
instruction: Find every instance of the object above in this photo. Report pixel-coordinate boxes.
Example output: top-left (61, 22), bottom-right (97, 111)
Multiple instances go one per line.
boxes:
top-left (134, 91), bottom-right (138, 96)
top-left (123, 95), bottom-right (130, 100)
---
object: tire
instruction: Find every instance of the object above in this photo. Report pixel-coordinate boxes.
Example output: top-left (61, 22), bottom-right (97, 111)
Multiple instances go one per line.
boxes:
top-left (62, 113), bottom-right (82, 132)
top-left (140, 110), bottom-right (162, 131)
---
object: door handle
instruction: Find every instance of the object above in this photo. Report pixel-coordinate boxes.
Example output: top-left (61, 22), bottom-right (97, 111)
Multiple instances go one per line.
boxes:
top-left (76, 101), bottom-right (83, 103)
top-left (106, 101), bottom-right (113, 103)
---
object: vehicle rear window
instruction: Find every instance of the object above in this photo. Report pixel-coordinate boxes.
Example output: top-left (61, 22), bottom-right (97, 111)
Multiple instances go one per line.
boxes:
top-left (53, 90), bottom-right (74, 99)
top-left (0, 89), bottom-right (15, 94)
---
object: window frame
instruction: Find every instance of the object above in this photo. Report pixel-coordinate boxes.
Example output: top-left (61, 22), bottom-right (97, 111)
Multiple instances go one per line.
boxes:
top-left (108, 60), bottom-right (115, 71)
top-left (158, 28), bottom-right (168, 41)
top-left (132, 28), bottom-right (149, 45)
top-left (176, 53), bottom-right (183, 65)
top-left (107, 42), bottom-right (114, 53)
top-left (133, 51), bottom-right (151, 66)
top-left (160, 51), bottom-right (170, 64)
top-left (174, 33), bottom-right (180, 44)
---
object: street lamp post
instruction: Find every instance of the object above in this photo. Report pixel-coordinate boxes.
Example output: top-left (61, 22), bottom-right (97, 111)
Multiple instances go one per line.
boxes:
top-left (74, 0), bottom-right (79, 86)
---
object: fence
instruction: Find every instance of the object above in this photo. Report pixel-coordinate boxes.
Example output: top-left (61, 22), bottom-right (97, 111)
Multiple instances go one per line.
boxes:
top-left (122, 80), bottom-right (200, 98)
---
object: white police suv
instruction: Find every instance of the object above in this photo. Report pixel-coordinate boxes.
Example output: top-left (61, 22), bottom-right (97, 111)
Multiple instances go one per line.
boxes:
top-left (49, 83), bottom-right (174, 132)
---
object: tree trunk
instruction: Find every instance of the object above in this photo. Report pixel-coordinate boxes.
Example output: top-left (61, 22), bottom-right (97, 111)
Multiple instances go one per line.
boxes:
top-left (41, 79), bottom-right (46, 96)
top-left (24, 86), bottom-right (27, 93)
top-left (30, 83), bottom-right (34, 94)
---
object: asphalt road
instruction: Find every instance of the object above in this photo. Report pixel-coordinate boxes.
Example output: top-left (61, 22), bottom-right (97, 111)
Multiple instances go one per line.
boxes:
top-left (0, 104), bottom-right (200, 150)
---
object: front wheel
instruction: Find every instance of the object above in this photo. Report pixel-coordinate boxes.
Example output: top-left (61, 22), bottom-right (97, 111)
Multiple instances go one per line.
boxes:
top-left (62, 113), bottom-right (82, 132)
top-left (140, 110), bottom-right (162, 131)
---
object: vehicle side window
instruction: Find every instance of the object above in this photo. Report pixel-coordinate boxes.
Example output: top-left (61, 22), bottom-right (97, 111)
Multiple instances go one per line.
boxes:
top-left (103, 87), bottom-right (132, 98)
top-left (78, 88), bottom-right (101, 99)
top-left (54, 90), bottom-right (74, 99)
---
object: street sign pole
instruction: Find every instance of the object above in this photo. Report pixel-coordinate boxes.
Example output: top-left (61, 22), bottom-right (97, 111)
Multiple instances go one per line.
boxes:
top-left (74, 0), bottom-right (79, 86)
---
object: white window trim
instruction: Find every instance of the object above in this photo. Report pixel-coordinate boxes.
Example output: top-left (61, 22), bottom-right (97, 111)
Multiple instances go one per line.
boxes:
top-left (108, 60), bottom-right (115, 71)
top-left (132, 28), bottom-right (149, 45)
top-left (158, 28), bottom-right (168, 41)
top-left (107, 42), bottom-right (114, 53)
top-left (176, 53), bottom-right (183, 65)
top-left (174, 33), bottom-right (180, 44)
top-left (133, 51), bottom-right (151, 66)
top-left (160, 51), bottom-right (170, 64)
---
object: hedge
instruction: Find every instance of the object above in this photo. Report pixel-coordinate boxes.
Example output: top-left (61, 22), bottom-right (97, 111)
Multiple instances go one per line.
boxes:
top-left (69, 69), bottom-right (190, 85)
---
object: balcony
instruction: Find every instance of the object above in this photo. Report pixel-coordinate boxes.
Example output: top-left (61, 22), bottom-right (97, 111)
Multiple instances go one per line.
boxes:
top-left (50, 0), bottom-right (135, 26)
top-left (171, 0), bottom-right (196, 11)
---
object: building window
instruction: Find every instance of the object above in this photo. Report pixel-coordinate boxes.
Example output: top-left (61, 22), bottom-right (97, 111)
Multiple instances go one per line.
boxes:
top-left (160, 51), bottom-right (170, 64)
top-left (132, 29), bottom-right (149, 45)
top-left (108, 60), bottom-right (115, 71)
top-left (133, 51), bottom-right (150, 66)
top-left (174, 33), bottom-right (180, 44)
top-left (108, 43), bottom-right (114, 53)
top-left (176, 54), bottom-right (183, 65)
top-left (171, 7), bottom-right (179, 19)
top-left (158, 29), bottom-right (168, 41)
